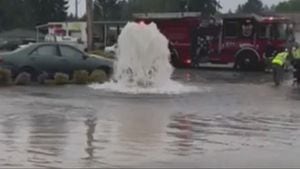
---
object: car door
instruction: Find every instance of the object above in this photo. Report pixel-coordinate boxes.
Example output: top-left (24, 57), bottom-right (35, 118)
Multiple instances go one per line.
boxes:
top-left (29, 44), bottom-right (62, 74)
top-left (58, 45), bottom-right (88, 73)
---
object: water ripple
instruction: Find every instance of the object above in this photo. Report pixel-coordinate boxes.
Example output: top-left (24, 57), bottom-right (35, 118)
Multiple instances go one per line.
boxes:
top-left (166, 112), bottom-right (300, 155)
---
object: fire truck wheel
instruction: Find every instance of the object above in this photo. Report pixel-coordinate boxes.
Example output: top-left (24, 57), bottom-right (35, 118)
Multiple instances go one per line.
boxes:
top-left (169, 44), bottom-right (180, 67)
top-left (235, 51), bottom-right (259, 71)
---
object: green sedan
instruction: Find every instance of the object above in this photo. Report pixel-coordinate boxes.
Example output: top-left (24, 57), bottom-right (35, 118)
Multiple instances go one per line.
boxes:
top-left (0, 42), bottom-right (113, 79)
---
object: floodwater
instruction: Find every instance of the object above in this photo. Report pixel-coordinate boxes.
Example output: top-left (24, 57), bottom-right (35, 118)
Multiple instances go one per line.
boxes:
top-left (1, 69), bottom-right (300, 168)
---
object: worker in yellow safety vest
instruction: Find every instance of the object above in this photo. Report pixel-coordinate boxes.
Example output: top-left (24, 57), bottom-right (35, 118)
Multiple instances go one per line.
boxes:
top-left (292, 45), bottom-right (300, 84)
top-left (292, 46), bottom-right (300, 60)
top-left (272, 50), bottom-right (289, 86)
top-left (272, 51), bottom-right (289, 67)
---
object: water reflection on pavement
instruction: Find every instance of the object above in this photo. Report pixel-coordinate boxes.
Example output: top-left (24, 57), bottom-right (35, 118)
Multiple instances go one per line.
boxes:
top-left (1, 69), bottom-right (300, 168)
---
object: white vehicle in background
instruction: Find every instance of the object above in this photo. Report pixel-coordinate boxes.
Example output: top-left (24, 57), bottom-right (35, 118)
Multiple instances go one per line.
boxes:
top-left (37, 22), bottom-right (88, 52)
top-left (105, 44), bottom-right (118, 55)
top-left (45, 35), bottom-right (87, 52)
top-left (19, 43), bottom-right (35, 49)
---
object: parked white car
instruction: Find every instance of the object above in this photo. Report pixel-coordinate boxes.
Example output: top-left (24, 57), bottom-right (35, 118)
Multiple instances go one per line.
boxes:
top-left (45, 35), bottom-right (87, 52)
top-left (104, 44), bottom-right (118, 55)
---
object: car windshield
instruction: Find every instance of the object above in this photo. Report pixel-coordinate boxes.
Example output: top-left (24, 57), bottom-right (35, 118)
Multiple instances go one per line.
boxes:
top-left (270, 23), bottom-right (289, 40)
top-left (259, 22), bottom-right (291, 40)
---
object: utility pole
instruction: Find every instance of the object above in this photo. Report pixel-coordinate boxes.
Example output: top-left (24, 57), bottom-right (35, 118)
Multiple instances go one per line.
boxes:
top-left (86, 0), bottom-right (93, 52)
top-left (75, 0), bottom-right (79, 19)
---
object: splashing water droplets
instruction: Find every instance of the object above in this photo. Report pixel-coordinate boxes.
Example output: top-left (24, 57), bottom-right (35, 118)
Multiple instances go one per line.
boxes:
top-left (90, 22), bottom-right (203, 94)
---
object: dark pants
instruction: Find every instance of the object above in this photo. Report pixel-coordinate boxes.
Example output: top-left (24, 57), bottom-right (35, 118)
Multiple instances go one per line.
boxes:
top-left (292, 59), bottom-right (300, 83)
top-left (273, 64), bottom-right (284, 85)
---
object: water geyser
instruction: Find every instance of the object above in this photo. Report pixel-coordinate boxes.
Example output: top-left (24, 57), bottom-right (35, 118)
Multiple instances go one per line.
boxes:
top-left (90, 22), bottom-right (202, 94)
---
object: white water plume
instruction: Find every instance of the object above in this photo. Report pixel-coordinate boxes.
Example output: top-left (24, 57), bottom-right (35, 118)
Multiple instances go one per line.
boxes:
top-left (90, 22), bottom-right (204, 94)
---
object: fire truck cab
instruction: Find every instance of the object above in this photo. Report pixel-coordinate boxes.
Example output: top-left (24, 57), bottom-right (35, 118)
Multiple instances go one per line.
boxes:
top-left (134, 13), bottom-right (294, 70)
top-left (212, 14), bottom-right (294, 70)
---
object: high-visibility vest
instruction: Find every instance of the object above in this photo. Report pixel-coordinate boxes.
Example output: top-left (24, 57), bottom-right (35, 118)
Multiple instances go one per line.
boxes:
top-left (293, 49), bottom-right (300, 60)
top-left (272, 52), bottom-right (288, 66)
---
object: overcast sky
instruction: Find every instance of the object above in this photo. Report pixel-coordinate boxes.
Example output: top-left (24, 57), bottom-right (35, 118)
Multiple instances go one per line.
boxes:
top-left (220, 0), bottom-right (285, 12)
top-left (67, 0), bottom-right (286, 17)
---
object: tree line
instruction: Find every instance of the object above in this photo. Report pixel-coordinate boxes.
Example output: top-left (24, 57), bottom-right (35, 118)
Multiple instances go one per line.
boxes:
top-left (93, 0), bottom-right (221, 20)
top-left (0, 0), bottom-right (300, 32)
top-left (236, 0), bottom-right (300, 14)
top-left (0, 0), bottom-right (68, 31)
top-left (0, 0), bottom-right (222, 32)
top-left (93, 0), bottom-right (300, 21)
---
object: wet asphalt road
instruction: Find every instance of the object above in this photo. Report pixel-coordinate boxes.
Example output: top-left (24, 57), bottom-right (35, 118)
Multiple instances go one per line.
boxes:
top-left (1, 68), bottom-right (300, 168)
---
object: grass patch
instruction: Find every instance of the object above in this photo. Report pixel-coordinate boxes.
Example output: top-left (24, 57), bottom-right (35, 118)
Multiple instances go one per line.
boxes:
top-left (0, 69), bottom-right (111, 87)
top-left (0, 68), bottom-right (12, 86)
top-left (89, 70), bottom-right (108, 83)
top-left (72, 70), bottom-right (89, 84)
top-left (51, 73), bottom-right (70, 85)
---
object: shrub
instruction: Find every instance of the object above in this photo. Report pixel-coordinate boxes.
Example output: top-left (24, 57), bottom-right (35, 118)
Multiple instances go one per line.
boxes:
top-left (89, 70), bottom-right (108, 83)
top-left (14, 72), bottom-right (31, 85)
top-left (53, 73), bottom-right (70, 85)
top-left (73, 70), bottom-right (89, 84)
top-left (0, 68), bottom-right (12, 86)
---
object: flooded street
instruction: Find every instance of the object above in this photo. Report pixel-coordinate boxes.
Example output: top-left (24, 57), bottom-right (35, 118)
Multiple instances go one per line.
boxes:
top-left (1, 69), bottom-right (300, 168)
top-left (0, 0), bottom-right (299, 167)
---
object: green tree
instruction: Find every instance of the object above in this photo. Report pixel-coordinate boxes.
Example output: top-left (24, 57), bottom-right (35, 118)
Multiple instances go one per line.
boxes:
top-left (275, 0), bottom-right (300, 12)
top-left (0, 0), bottom-right (68, 31)
top-left (236, 0), bottom-right (264, 13)
top-left (236, 4), bottom-right (243, 14)
top-left (188, 0), bottom-right (221, 15)
top-left (94, 0), bottom-right (127, 20)
top-left (28, 0), bottom-right (68, 25)
top-left (128, 0), bottom-right (221, 15)
top-left (129, 0), bottom-right (165, 13)
top-left (0, 0), bottom-right (33, 30)
top-left (263, 5), bottom-right (270, 12)
top-left (270, 4), bottom-right (277, 11)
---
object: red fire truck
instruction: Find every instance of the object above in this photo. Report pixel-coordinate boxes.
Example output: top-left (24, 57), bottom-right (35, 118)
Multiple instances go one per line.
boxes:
top-left (134, 13), bottom-right (294, 70)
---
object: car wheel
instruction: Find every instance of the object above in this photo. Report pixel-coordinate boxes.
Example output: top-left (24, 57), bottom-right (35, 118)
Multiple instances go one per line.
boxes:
top-left (97, 66), bottom-right (112, 77)
top-left (18, 66), bottom-right (38, 81)
top-left (169, 44), bottom-right (180, 67)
